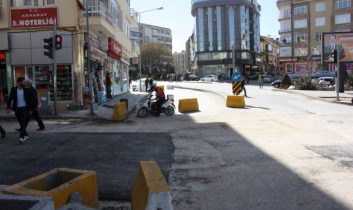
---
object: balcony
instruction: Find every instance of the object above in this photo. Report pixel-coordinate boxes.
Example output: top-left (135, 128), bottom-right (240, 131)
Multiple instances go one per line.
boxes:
top-left (80, 0), bottom-right (121, 38)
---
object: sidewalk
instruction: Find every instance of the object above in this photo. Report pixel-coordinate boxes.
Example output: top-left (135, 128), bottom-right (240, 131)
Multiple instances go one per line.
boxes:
top-left (274, 88), bottom-right (353, 105)
top-left (0, 91), bottom-right (148, 120)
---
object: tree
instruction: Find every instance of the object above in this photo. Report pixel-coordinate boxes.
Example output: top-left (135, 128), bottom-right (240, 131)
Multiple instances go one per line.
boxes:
top-left (141, 43), bottom-right (173, 76)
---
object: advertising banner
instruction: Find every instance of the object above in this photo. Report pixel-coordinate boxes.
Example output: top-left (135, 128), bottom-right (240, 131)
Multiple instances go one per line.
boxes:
top-left (323, 32), bottom-right (353, 62)
top-left (107, 37), bottom-right (122, 61)
top-left (11, 8), bottom-right (57, 28)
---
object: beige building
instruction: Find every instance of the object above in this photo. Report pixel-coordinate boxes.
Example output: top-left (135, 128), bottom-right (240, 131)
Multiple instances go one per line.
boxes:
top-left (259, 36), bottom-right (280, 75)
top-left (277, 0), bottom-right (353, 75)
top-left (173, 51), bottom-right (187, 76)
top-left (0, 0), bottom-right (135, 110)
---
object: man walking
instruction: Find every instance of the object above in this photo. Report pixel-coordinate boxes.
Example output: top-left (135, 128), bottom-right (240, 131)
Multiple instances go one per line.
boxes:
top-left (23, 79), bottom-right (45, 131)
top-left (105, 72), bottom-right (112, 99)
top-left (6, 77), bottom-right (30, 144)
top-left (240, 79), bottom-right (248, 97)
top-left (258, 75), bottom-right (264, 89)
top-left (145, 78), bottom-right (149, 92)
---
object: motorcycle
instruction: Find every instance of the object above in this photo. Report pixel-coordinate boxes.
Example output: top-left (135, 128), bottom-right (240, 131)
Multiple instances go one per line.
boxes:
top-left (137, 93), bottom-right (175, 118)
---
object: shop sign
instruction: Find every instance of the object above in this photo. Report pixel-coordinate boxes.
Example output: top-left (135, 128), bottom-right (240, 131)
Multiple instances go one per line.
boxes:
top-left (11, 8), bottom-right (57, 28)
top-left (91, 46), bottom-right (107, 59)
top-left (0, 52), bottom-right (6, 61)
top-left (107, 37), bottom-right (122, 61)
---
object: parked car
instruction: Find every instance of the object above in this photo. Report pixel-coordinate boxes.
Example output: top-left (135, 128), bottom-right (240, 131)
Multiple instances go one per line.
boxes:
top-left (131, 78), bottom-right (147, 91)
top-left (189, 75), bottom-right (199, 81)
top-left (200, 75), bottom-right (218, 82)
top-left (312, 77), bottom-right (335, 86)
top-left (263, 75), bottom-right (274, 83)
top-left (271, 80), bottom-right (282, 88)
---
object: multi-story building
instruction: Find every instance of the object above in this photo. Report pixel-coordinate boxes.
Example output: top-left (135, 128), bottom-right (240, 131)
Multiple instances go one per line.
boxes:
top-left (277, 0), bottom-right (353, 75)
top-left (185, 33), bottom-right (197, 75)
top-left (191, 0), bottom-right (261, 78)
top-left (140, 23), bottom-right (172, 51)
top-left (259, 36), bottom-right (280, 75)
top-left (173, 50), bottom-right (188, 76)
top-left (0, 0), bottom-right (135, 110)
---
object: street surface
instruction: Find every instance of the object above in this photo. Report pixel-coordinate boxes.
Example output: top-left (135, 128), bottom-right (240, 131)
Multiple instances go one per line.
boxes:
top-left (1, 81), bottom-right (353, 209)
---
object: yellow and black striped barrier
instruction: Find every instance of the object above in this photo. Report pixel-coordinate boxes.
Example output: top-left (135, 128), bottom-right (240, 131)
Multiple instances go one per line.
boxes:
top-left (232, 81), bottom-right (242, 95)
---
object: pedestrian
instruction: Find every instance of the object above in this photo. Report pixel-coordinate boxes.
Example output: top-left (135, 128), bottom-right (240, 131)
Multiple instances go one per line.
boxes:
top-left (145, 77), bottom-right (149, 92)
top-left (258, 75), bottom-right (264, 89)
top-left (23, 79), bottom-right (45, 131)
top-left (0, 124), bottom-right (5, 138)
top-left (105, 72), bottom-right (112, 99)
top-left (6, 77), bottom-right (30, 144)
top-left (240, 79), bottom-right (248, 97)
top-left (149, 78), bottom-right (154, 92)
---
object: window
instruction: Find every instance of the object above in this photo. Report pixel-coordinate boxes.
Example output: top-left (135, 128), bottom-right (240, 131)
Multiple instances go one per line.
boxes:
top-left (315, 17), bottom-right (326, 27)
top-left (228, 7), bottom-right (235, 48)
top-left (284, 9), bottom-right (291, 18)
top-left (294, 19), bottom-right (307, 29)
top-left (293, 5), bottom-right (307, 15)
top-left (198, 8), bottom-right (204, 52)
top-left (208, 7), bottom-right (213, 51)
top-left (45, 0), bottom-right (55, 5)
top-left (279, 46), bottom-right (292, 57)
top-left (316, 32), bottom-right (322, 42)
top-left (216, 6), bottom-right (222, 51)
top-left (294, 33), bottom-right (308, 43)
top-left (21, 0), bottom-right (55, 6)
top-left (335, 13), bottom-right (351, 24)
top-left (315, 2), bottom-right (326, 12)
top-left (335, 0), bottom-right (351, 9)
top-left (280, 20), bottom-right (291, 32)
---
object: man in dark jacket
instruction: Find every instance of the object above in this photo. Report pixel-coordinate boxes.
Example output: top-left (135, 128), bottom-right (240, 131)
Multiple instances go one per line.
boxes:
top-left (6, 77), bottom-right (30, 144)
top-left (23, 79), bottom-right (45, 130)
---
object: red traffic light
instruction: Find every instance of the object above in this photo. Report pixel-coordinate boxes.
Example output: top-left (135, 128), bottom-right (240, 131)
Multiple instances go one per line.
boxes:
top-left (55, 35), bottom-right (62, 50)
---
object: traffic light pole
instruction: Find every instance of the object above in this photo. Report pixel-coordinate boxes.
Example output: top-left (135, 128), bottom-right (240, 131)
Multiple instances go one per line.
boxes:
top-left (336, 45), bottom-right (340, 101)
top-left (86, 0), bottom-right (94, 115)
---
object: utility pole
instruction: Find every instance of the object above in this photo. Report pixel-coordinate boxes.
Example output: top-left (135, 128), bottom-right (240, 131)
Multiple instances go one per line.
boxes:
top-left (336, 45), bottom-right (340, 101)
top-left (85, 0), bottom-right (94, 114)
top-left (53, 26), bottom-right (57, 115)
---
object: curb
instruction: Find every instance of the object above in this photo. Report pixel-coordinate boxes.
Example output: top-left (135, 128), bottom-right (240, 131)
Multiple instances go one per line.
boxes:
top-left (272, 88), bottom-right (353, 106)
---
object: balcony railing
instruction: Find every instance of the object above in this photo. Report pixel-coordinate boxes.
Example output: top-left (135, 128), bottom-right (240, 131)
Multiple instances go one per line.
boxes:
top-left (83, 0), bottom-right (120, 28)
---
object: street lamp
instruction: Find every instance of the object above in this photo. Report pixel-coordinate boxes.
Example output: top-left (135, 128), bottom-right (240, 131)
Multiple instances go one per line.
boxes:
top-left (138, 7), bottom-right (163, 91)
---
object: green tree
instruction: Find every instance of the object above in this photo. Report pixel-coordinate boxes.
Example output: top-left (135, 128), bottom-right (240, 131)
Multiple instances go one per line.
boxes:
top-left (141, 43), bottom-right (173, 76)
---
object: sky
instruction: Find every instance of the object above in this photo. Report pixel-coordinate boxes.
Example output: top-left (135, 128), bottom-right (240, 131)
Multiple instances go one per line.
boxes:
top-left (130, 0), bottom-right (279, 53)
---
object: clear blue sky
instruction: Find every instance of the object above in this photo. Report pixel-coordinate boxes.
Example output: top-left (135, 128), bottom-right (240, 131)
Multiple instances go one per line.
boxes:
top-left (130, 0), bottom-right (279, 52)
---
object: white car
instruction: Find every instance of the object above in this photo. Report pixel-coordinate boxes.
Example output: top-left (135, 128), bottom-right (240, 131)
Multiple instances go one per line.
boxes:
top-left (131, 78), bottom-right (147, 91)
top-left (200, 75), bottom-right (218, 82)
top-left (312, 77), bottom-right (334, 86)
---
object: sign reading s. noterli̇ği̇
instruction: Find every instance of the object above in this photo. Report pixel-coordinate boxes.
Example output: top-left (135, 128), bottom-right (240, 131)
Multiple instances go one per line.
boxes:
top-left (11, 8), bottom-right (57, 28)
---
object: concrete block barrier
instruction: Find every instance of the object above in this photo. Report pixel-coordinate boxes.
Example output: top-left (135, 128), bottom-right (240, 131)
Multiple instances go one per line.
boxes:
top-left (112, 101), bottom-right (128, 121)
top-left (0, 195), bottom-right (54, 210)
top-left (3, 168), bottom-right (98, 209)
top-left (132, 161), bottom-right (173, 210)
top-left (226, 95), bottom-right (245, 108)
top-left (178, 98), bottom-right (199, 113)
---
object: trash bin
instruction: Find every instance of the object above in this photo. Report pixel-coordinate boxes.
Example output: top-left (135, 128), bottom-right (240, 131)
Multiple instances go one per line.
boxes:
top-left (98, 91), bottom-right (106, 105)
top-left (120, 98), bottom-right (128, 109)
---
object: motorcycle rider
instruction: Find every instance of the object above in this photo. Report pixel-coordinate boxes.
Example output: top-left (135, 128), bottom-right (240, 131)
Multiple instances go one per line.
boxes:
top-left (154, 85), bottom-right (165, 116)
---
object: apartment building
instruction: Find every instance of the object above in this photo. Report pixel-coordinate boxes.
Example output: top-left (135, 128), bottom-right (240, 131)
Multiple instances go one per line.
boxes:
top-left (259, 36), bottom-right (280, 75)
top-left (140, 23), bottom-right (172, 51)
top-left (173, 50), bottom-right (188, 76)
top-left (277, 0), bottom-right (353, 75)
top-left (0, 0), bottom-right (135, 110)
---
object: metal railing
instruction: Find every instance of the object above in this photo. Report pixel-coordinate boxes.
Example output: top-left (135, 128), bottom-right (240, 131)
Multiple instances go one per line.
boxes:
top-left (83, 0), bottom-right (120, 27)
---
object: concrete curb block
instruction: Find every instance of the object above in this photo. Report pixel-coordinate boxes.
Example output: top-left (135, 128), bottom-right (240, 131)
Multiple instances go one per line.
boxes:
top-left (0, 195), bottom-right (54, 210)
top-left (178, 98), bottom-right (199, 113)
top-left (226, 95), bottom-right (245, 108)
top-left (3, 168), bottom-right (98, 209)
top-left (132, 161), bottom-right (173, 210)
top-left (112, 102), bottom-right (128, 121)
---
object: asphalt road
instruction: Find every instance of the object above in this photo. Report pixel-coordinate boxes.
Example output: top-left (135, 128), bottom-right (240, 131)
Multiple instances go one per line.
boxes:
top-left (0, 132), bottom-right (173, 201)
top-left (1, 81), bottom-right (353, 209)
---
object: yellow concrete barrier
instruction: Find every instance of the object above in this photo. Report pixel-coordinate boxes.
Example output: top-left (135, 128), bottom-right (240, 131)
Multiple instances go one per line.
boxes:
top-left (3, 168), bottom-right (98, 209)
top-left (178, 98), bottom-right (199, 113)
top-left (112, 102), bottom-right (128, 121)
top-left (132, 161), bottom-right (172, 210)
top-left (226, 95), bottom-right (245, 108)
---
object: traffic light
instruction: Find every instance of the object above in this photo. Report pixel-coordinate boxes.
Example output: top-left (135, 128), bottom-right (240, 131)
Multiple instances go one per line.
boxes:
top-left (43, 37), bottom-right (53, 59)
top-left (55, 35), bottom-right (62, 50)
top-left (332, 49), bottom-right (338, 63)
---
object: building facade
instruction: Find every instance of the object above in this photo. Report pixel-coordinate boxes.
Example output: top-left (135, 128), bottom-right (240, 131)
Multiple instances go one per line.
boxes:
top-left (259, 36), bottom-right (280, 75)
top-left (277, 0), bottom-right (353, 76)
top-left (173, 50), bottom-right (188, 76)
top-left (191, 0), bottom-right (261, 78)
top-left (140, 23), bottom-right (172, 51)
top-left (0, 0), bottom-right (135, 110)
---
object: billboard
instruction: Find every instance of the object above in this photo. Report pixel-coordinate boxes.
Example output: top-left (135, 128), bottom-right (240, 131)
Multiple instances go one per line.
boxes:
top-left (11, 8), bottom-right (57, 28)
top-left (323, 32), bottom-right (353, 63)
